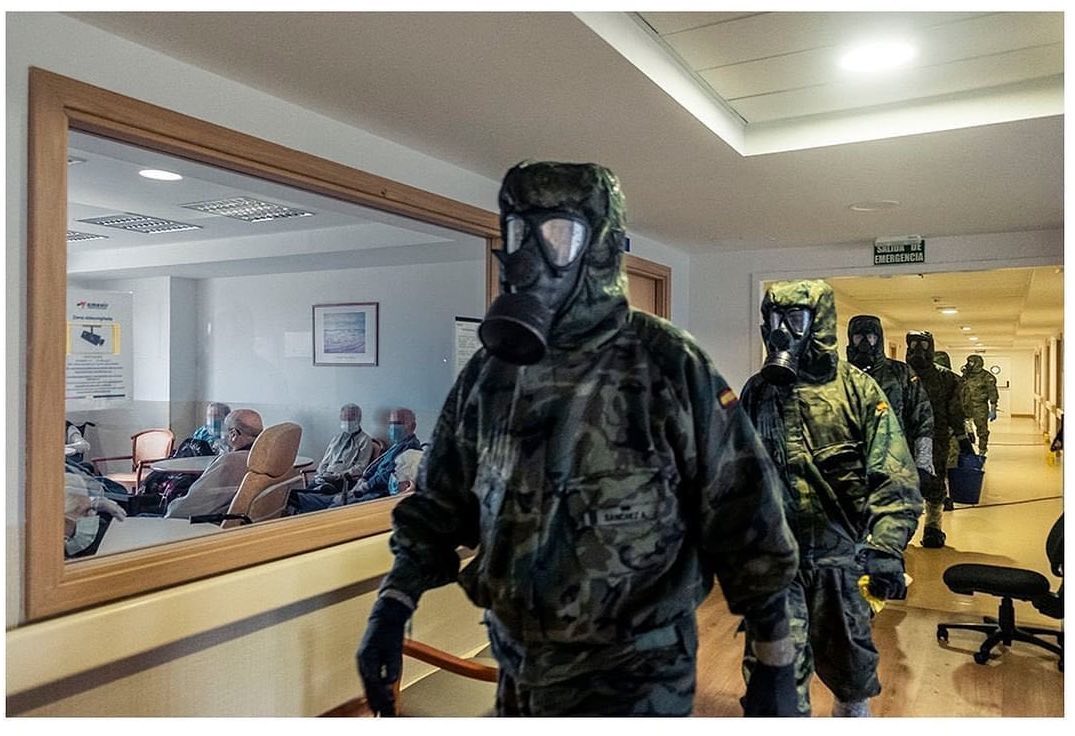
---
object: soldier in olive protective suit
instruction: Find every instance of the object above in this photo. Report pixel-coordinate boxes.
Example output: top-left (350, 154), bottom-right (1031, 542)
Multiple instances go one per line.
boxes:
top-left (961, 355), bottom-right (999, 455)
top-left (906, 332), bottom-right (975, 547)
top-left (356, 162), bottom-right (800, 717)
top-left (934, 351), bottom-right (953, 370)
top-left (740, 281), bottom-right (922, 718)
top-left (846, 315), bottom-right (936, 491)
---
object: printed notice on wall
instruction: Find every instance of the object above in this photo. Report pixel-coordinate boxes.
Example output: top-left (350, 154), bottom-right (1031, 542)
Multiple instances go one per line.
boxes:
top-left (66, 289), bottom-right (134, 411)
top-left (454, 317), bottom-right (483, 377)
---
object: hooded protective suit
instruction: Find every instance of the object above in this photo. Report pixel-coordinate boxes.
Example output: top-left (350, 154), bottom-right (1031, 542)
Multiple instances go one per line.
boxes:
top-left (934, 351), bottom-right (953, 370)
top-left (961, 355), bottom-right (999, 453)
top-left (846, 316), bottom-right (935, 479)
top-left (905, 332), bottom-right (972, 545)
top-left (740, 281), bottom-right (921, 716)
top-left (361, 162), bottom-right (799, 716)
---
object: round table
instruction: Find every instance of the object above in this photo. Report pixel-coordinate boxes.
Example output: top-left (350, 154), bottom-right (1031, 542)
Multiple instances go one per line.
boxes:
top-left (150, 455), bottom-right (314, 474)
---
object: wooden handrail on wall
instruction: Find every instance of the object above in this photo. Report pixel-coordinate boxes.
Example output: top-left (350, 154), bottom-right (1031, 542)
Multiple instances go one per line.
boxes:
top-left (402, 638), bottom-right (499, 682)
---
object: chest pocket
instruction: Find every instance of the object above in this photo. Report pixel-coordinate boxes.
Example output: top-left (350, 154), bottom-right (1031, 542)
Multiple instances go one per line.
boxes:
top-left (567, 466), bottom-right (684, 579)
top-left (810, 441), bottom-right (869, 531)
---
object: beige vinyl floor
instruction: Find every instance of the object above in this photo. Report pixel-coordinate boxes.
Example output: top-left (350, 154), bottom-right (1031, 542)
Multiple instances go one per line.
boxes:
top-left (694, 416), bottom-right (1065, 717)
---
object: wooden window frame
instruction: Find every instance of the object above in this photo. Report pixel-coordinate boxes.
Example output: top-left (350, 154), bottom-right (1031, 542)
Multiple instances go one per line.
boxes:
top-left (25, 68), bottom-right (500, 620)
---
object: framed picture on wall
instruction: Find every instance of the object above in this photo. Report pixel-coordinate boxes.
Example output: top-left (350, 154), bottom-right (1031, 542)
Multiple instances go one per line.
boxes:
top-left (312, 302), bottom-right (379, 366)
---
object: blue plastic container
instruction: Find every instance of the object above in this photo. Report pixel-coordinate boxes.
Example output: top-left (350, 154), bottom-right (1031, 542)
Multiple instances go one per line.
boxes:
top-left (949, 453), bottom-right (985, 504)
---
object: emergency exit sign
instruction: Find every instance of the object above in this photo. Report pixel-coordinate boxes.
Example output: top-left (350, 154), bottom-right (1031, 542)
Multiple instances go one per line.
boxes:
top-left (873, 236), bottom-right (925, 265)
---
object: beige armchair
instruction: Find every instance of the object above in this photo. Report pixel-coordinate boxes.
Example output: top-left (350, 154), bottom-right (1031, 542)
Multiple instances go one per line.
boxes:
top-left (220, 422), bottom-right (302, 530)
top-left (91, 428), bottom-right (175, 490)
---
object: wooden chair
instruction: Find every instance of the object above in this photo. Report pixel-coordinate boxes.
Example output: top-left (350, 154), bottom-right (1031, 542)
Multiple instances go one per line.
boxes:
top-left (219, 422), bottom-right (302, 530)
top-left (91, 428), bottom-right (175, 491)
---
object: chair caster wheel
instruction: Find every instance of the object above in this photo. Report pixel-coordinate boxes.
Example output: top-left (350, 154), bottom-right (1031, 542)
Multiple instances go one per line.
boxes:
top-left (936, 626), bottom-right (948, 643)
top-left (973, 651), bottom-right (990, 665)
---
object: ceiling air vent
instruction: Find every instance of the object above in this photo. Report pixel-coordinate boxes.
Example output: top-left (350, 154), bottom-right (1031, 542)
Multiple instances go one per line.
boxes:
top-left (66, 230), bottom-right (108, 242)
top-left (77, 213), bottom-right (202, 235)
top-left (180, 196), bottom-right (314, 223)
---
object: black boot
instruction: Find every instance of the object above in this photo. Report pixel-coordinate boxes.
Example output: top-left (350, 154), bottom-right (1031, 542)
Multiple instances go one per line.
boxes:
top-left (943, 497), bottom-right (954, 511)
top-left (922, 527), bottom-right (946, 548)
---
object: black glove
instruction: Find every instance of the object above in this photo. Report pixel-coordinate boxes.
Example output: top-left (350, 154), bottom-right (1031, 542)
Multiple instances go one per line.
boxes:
top-left (356, 596), bottom-right (412, 716)
top-left (958, 437), bottom-right (976, 456)
top-left (864, 550), bottom-right (907, 600)
top-left (742, 662), bottom-right (798, 717)
top-left (916, 468), bottom-right (936, 492)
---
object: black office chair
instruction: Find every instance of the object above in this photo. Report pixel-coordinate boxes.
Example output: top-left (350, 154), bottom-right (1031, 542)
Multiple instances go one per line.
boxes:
top-left (936, 514), bottom-right (1064, 670)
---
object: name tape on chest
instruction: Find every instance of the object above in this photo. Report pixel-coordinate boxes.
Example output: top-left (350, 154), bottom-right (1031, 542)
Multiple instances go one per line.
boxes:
top-left (588, 502), bottom-right (659, 527)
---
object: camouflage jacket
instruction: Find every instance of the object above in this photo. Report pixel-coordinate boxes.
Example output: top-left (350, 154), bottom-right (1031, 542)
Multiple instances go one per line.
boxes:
top-left (962, 369), bottom-right (999, 411)
top-left (863, 357), bottom-right (934, 447)
top-left (741, 362), bottom-right (922, 561)
top-left (918, 364), bottom-right (968, 440)
top-left (382, 270), bottom-right (798, 651)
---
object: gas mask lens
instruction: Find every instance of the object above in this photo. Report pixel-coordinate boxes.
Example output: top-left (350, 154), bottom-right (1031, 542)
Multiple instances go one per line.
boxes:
top-left (908, 338), bottom-right (929, 351)
top-left (504, 214), bottom-right (590, 267)
top-left (769, 307), bottom-right (812, 337)
top-left (852, 333), bottom-right (878, 347)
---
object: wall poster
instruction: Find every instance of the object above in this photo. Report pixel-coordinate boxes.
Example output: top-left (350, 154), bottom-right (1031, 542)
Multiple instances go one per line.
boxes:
top-left (454, 316), bottom-right (483, 377)
top-left (66, 289), bottom-right (134, 410)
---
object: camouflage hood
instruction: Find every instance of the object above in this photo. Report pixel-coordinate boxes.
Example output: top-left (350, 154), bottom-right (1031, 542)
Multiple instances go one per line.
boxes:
top-left (847, 314), bottom-right (886, 372)
top-left (964, 354), bottom-right (984, 374)
top-left (934, 351), bottom-right (952, 370)
top-left (497, 161), bottom-right (629, 351)
top-left (761, 279), bottom-right (838, 383)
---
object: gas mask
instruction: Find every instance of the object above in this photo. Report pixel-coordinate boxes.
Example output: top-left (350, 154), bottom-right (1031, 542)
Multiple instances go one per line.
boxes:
top-left (339, 403), bottom-right (362, 434)
top-left (847, 315), bottom-right (884, 372)
top-left (480, 162), bottom-right (624, 365)
top-left (905, 331), bottom-right (935, 372)
top-left (964, 355), bottom-right (984, 375)
top-left (761, 306), bottom-right (814, 385)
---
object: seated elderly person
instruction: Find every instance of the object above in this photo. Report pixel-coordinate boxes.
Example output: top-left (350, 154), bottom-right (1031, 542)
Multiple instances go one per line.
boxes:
top-left (289, 408), bottom-right (422, 514)
top-left (190, 401), bottom-right (232, 456)
top-left (164, 409), bottom-right (263, 519)
top-left (304, 403), bottom-right (375, 494)
top-left (64, 461), bottom-right (127, 558)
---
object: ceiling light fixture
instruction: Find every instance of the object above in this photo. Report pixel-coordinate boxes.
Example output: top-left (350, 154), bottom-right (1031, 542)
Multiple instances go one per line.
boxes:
top-left (848, 200), bottom-right (900, 212)
top-left (838, 40), bottom-right (917, 73)
top-left (139, 169), bottom-right (183, 181)
top-left (938, 307), bottom-right (958, 315)
top-left (960, 326), bottom-right (972, 331)
top-left (968, 336), bottom-right (979, 341)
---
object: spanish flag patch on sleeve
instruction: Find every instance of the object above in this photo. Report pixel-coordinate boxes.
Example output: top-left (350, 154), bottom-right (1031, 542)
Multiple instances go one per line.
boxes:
top-left (718, 387), bottom-right (738, 410)
top-left (876, 400), bottom-right (889, 416)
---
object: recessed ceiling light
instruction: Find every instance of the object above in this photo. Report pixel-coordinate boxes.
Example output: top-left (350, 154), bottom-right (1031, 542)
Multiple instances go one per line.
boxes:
top-left (938, 307), bottom-right (958, 315)
top-left (838, 40), bottom-right (916, 73)
top-left (960, 326), bottom-right (972, 331)
top-left (848, 200), bottom-right (900, 212)
top-left (139, 169), bottom-right (183, 181)
top-left (968, 336), bottom-right (979, 341)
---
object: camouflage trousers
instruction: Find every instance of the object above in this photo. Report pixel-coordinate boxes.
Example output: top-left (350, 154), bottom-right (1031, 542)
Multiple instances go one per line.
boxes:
top-left (742, 564), bottom-right (880, 716)
top-left (967, 409), bottom-right (991, 453)
top-left (487, 614), bottom-right (697, 716)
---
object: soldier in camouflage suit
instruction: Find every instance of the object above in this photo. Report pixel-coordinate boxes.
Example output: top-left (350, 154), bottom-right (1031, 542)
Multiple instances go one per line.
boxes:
top-left (961, 355), bottom-right (999, 455)
top-left (356, 162), bottom-right (800, 716)
top-left (906, 332), bottom-right (975, 546)
top-left (934, 351), bottom-right (953, 370)
top-left (740, 282), bottom-right (922, 717)
top-left (846, 315), bottom-right (936, 489)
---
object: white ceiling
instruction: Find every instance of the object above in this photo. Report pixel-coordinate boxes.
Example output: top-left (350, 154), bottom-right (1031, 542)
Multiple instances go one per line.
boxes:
top-left (638, 11), bottom-right (1062, 125)
top-left (59, 11), bottom-right (1063, 345)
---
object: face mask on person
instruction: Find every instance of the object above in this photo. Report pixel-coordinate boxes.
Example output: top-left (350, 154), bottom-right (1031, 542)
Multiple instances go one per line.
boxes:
top-left (906, 332), bottom-right (935, 372)
top-left (761, 306), bottom-right (814, 385)
top-left (341, 420), bottom-right (362, 434)
top-left (387, 424), bottom-right (407, 446)
top-left (964, 355), bottom-right (984, 374)
top-left (480, 210), bottom-right (590, 365)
